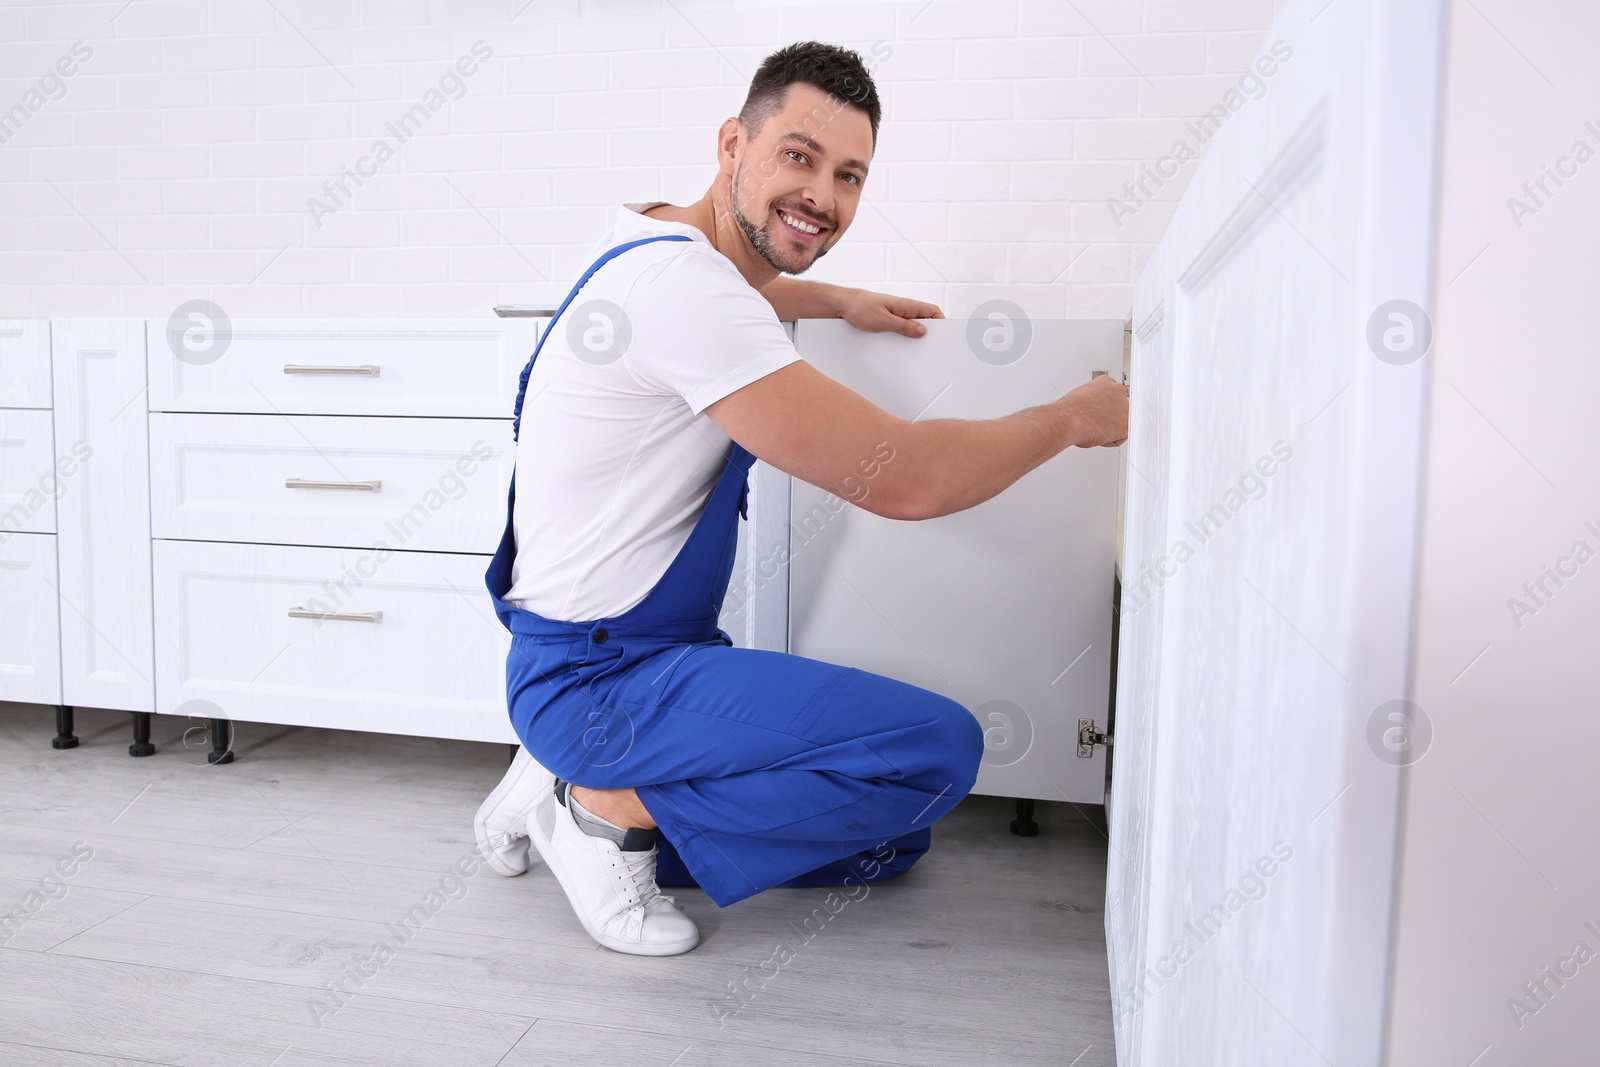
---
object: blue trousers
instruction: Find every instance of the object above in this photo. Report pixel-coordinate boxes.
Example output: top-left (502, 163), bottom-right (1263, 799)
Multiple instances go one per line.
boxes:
top-left (506, 633), bottom-right (983, 907)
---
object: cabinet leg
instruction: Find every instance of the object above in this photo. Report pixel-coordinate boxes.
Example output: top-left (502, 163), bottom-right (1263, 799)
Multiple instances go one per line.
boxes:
top-left (207, 719), bottom-right (235, 765)
top-left (128, 712), bottom-right (155, 757)
top-left (52, 705), bottom-right (80, 749)
top-left (1010, 798), bottom-right (1039, 837)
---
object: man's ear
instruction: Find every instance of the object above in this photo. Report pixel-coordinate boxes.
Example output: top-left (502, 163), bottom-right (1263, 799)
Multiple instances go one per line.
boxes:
top-left (716, 116), bottom-right (745, 178)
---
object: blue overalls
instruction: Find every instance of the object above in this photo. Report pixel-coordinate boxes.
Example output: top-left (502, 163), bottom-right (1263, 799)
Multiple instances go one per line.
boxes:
top-left (484, 236), bottom-right (984, 907)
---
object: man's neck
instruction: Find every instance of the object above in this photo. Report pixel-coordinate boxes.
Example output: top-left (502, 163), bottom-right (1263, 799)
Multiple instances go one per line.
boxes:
top-left (642, 190), bottom-right (780, 291)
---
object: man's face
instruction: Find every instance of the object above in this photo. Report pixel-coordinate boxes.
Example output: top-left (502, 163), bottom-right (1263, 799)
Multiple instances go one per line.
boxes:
top-left (728, 82), bottom-right (873, 275)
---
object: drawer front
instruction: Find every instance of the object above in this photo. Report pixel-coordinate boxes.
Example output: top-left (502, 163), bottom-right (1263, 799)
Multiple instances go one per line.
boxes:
top-left (0, 321), bottom-right (51, 409)
top-left (150, 412), bottom-right (513, 553)
top-left (153, 539), bottom-right (516, 743)
top-left (147, 318), bottom-right (541, 417)
top-left (0, 531), bottom-right (63, 706)
top-left (1, 408), bottom-right (66, 534)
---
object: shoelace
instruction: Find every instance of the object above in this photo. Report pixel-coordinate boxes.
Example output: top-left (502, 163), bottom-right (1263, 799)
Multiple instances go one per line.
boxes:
top-left (617, 846), bottom-right (674, 910)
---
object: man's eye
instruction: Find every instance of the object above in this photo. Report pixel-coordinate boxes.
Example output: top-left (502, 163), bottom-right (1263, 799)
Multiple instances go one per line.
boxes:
top-left (786, 150), bottom-right (808, 164)
top-left (841, 173), bottom-right (860, 186)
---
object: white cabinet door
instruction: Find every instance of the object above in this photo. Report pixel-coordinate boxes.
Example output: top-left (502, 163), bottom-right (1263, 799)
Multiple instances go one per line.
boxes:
top-left (51, 319), bottom-right (155, 714)
top-left (146, 318), bottom-right (539, 419)
top-left (0, 408), bottom-right (60, 535)
top-left (149, 412), bottom-right (513, 553)
top-left (152, 539), bottom-right (516, 743)
top-left (787, 318), bottom-right (1123, 804)
top-left (0, 321), bottom-right (51, 409)
top-left (1107, 2), bottom-right (1443, 1064)
top-left (0, 531), bottom-right (62, 706)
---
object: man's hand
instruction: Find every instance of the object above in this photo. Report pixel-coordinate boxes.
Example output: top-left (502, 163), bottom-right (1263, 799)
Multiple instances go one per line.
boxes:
top-left (839, 288), bottom-right (945, 338)
top-left (760, 277), bottom-right (943, 337)
top-left (1059, 374), bottom-right (1129, 448)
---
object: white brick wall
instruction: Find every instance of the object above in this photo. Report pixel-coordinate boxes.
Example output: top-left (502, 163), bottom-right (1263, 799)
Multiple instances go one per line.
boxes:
top-left (0, 0), bottom-right (1277, 320)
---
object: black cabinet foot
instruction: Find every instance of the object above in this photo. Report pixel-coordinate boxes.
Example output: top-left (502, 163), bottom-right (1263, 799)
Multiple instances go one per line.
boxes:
top-left (129, 712), bottom-right (155, 757)
top-left (207, 718), bottom-right (234, 764)
top-left (52, 705), bottom-right (79, 749)
top-left (1010, 798), bottom-right (1039, 837)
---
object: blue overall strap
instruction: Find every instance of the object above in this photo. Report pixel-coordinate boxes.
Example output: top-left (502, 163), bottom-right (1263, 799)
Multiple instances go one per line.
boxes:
top-left (511, 233), bottom-right (692, 443)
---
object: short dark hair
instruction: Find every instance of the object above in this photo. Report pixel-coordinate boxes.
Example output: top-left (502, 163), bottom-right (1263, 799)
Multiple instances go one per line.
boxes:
top-left (739, 41), bottom-right (881, 145)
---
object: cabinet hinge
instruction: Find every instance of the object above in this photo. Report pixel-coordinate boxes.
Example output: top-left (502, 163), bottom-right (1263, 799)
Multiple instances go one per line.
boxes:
top-left (1077, 717), bottom-right (1112, 758)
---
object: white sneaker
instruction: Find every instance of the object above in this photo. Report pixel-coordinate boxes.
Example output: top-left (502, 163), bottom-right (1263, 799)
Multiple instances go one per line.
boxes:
top-left (525, 782), bottom-right (700, 956)
top-left (474, 746), bottom-right (556, 877)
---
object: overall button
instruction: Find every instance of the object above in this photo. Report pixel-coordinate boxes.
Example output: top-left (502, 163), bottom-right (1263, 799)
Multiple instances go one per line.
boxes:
top-left (593, 628), bottom-right (609, 643)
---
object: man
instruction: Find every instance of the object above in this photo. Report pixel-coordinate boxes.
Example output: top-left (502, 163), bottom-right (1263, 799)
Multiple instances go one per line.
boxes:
top-left (477, 41), bottom-right (1129, 956)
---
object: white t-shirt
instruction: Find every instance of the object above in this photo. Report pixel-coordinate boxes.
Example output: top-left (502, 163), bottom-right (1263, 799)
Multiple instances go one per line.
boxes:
top-left (503, 203), bottom-right (805, 622)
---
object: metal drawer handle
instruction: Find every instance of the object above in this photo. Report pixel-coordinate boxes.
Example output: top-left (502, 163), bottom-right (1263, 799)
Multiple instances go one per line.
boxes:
top-left (288, 607), bottom-right (383, 623)
top-left (285, 478), bottom-right (382, 491)
top-left (282, 364), bottom-right (380, 376)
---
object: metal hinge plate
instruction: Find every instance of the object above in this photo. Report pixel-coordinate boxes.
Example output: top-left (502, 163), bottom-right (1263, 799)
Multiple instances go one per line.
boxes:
top-left (1077, 717), bottom-right (1113, 758)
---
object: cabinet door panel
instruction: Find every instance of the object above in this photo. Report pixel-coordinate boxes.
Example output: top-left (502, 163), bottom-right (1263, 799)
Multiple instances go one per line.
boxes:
top-left (0, 531), bottom-right (63, 706)
top-left (52, 319), bottom-right (154, 713)
top-left (0, 321), bottom-right (51, 409)
top-left (0, 408), bottom-right (60, 534)
top-left (789, 318), bottom-right (1123, 804)
top-left (1108, 3), bottom-right (1443, 1064)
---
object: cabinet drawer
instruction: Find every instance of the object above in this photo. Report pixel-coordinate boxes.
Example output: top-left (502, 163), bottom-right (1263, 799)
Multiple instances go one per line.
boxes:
top-left (0, 321), bottom-right (51, 409)
top-left (147, 318), bottom-right (540, 418)
top-left (0, 531), bottom-right (63, 706)
top-left (153, 539), bottom-right (515, 743)
top-left (150, 412), bottom-right (513, 553)
top-left (1, 408), bottom-right (67, 534)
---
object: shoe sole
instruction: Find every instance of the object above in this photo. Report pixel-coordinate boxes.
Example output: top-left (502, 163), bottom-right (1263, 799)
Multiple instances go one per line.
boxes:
top-left (526, 793), bottom-right (699, 957)
top-left (473, 751), bottom-right (554, 877)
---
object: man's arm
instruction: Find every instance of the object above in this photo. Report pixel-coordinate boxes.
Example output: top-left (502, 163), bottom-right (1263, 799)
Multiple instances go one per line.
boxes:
top-left (759, 277), bottom-right (945, 338)
top-left (704, 362), bottom-right (1128, 521)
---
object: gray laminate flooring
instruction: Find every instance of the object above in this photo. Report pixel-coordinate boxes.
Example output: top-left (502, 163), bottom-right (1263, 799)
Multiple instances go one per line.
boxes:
top-left (0, 702), bottom-right (1115, 1066)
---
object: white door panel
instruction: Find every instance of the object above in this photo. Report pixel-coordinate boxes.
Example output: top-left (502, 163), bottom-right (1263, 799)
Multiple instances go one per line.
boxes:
top-left (0, 531), bottom-right (63, 706)
top-left (0, 408), bottom-right (60, 535)
top-left (787, 318), bottom-right (1123, 804)
top-left (1108, 1), bottom-right (1444, 1064)
top-left (51, 319), bottom-right (155, 713)
top-left (0, 321), bottom-right (51, 409)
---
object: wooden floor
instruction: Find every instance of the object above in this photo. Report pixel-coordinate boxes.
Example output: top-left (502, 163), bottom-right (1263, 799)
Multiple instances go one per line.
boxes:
top-left (0, 703), bottom-right (1115, 1067)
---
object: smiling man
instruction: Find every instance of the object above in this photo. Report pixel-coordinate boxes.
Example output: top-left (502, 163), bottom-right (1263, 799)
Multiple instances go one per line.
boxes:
top-left (478, 42), bottom-right (1128, 957)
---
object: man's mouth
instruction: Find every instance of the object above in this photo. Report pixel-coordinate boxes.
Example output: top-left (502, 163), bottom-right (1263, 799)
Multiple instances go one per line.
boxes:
top-left (776, 208), bottom-right (827, 240)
